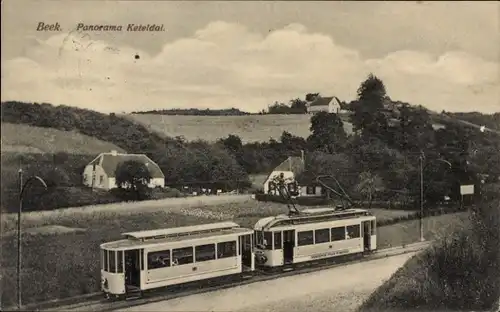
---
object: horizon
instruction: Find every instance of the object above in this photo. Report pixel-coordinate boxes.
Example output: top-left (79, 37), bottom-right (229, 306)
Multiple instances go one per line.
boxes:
top-left (1, 1), bottom-right (499, 114)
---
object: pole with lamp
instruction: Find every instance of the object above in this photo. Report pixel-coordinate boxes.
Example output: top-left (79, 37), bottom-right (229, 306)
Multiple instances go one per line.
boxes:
top-left (17, 169), bottom-right (48, 311)
top-left (419, 153), bottom-right (452, 242)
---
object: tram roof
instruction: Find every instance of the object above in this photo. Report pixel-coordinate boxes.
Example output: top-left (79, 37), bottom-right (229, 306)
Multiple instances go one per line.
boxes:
top-left (122, 221), bottom-right (240, 240)
top-left (101, 227), bottom-right (252, 250)
top-left (253, 207), bottom-right (373, 230)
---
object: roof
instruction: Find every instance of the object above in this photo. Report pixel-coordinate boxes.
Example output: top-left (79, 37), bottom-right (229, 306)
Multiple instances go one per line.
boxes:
top-left (101, 227), bottom-right (253, 250)
top-left (273, 156), bottom-right (305, 174)
top-left (308, 96), bottom-right (334, 107)
top-left (253, 208), bottom-right (372, 230)
top-left (90, 152), bottom-right (164, 178)
top-left (122, 222), bottom-right (241, 240)
top-left (264, 156), bottom-right (305, 185)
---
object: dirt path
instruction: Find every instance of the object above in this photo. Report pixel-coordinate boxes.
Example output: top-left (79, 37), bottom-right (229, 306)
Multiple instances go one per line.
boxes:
top-left (117, 252), bottom-right (416, 312)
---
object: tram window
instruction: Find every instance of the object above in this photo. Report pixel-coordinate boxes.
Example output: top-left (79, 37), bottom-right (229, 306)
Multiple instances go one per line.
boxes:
top-left (140, 249), bottom-right (144, 270)
top-left (273, 231), bottom-right (282, 249)
top-left (346, 225), bottom-right (361, 239)
top-left (315, 228), bottom-right (330, 244)
top-left (117, 250), bottom-right (123, 273)
top-left (195, 244), bottom-right (216, 262)
top-left (371, 220), bottom-right (376, 235)
top-left (103, 250), bottom-right (108, 272)
top-left (217, 241), bottom-right (237, 258)
top-left (148, 250), bottom-right (171, 269)
top-left (172, 247), bottom-right (194, 265)
top-left (109, 250), bottom-right (117, 273)
top-left (331, 227), bottom-right (346, 241)
top-left (254, 231), bottom-right (263, 246)
top-left (298, 231), bottom-right (314, 246)
top-left (100, 250), bottom-right (105, 271)
top-left (263, 232), bottom-right (273, 250)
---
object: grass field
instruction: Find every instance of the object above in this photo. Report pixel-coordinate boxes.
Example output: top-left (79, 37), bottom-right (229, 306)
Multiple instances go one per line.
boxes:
top-left (0, 123), bottom-right (125, 154)
top-left (126, 114), bottom-right (354, 143)
top-left (0, 195), bottom-right (462, 308)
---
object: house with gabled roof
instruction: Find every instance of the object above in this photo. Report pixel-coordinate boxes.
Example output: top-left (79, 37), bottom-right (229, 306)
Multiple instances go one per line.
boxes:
top-left (306, 96), bottom-right (345, 114)
top-left (82, 150), bottom-right (165, 190)
top-left (263, 156), bottom-right (305, 195)
top-left (263, 154), bottom-right (330, 198)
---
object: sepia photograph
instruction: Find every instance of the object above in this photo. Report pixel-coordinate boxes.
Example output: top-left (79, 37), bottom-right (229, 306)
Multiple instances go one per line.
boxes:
top-left (1, 1), bottom-right (499, 311)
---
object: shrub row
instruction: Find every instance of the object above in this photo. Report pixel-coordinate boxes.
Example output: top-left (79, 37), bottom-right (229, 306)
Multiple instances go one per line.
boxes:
top-left (377, 205), bottom-right (465, 227)
top-left (254, 193), bottom-right (331, 206)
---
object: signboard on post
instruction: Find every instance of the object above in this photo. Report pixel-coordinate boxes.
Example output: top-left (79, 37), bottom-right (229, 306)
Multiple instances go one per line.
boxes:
top-left (460, 185), bottom-right (474, 195)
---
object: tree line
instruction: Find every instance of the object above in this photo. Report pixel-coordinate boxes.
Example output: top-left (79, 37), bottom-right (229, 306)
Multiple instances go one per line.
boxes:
top-left (218, 74), bottom-right (500, 206)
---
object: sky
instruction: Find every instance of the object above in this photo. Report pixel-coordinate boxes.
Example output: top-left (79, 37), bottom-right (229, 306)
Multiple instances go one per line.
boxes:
top-left (1, 1), bottom-right (499, 114)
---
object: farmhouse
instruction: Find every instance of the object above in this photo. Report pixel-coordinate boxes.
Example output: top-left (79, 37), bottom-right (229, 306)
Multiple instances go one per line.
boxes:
top-left (82, 150), bottom-right (165, 190)
top-left (264, 156), bottom-right (304, 195)
top-left (263, 154), bottom-right (325, 197)
top-left (306, 96), bottom-right (345, 114)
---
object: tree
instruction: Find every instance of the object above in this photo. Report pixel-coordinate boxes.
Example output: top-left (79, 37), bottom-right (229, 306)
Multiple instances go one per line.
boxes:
top-left (395, 104), bottom-right (435, 153)
top-left (350, 74), bottom-right (389, 138)
top-left (218, 134), bottom-right (243, 155)
top-left (289, 98), bottom-right (308, 114)
top-left (307, 111), bottom-right (347, 153)
top-left (355, 171), bottom-right (385, 208)
top-left (115, 160), bottom-right (153, 200)
top-left (280, 131), bottom-right (307, 152)
top-left (305, 93), bottom-right (320, 102)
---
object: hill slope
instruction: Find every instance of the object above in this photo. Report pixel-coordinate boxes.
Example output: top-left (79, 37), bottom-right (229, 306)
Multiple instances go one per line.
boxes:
top-left (126, 114), bottom-right (354, 143)
top-left (1, 123), bottom-right (125, 154)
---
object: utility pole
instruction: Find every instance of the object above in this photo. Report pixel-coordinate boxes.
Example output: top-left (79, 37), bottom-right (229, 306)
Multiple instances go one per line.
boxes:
top-left (17, 170), bottom-right (48, 311)
top-left (17, 168), bottom-right (23, 311)
top-left (419, 154), bottom-right (424, 242)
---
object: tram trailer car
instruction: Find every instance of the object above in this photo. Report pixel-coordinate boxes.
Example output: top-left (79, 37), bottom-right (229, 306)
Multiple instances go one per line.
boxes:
top-left (100, 222), bottom-right (255, 299)
top-left (253, 208), bottom-right (377, 268)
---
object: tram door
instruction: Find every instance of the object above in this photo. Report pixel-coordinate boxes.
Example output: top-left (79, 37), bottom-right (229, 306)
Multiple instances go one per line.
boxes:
top-left (283, 230), bottom-right (295, 264)
top-left (239, 234), bottom-right (253, 271)
top-left (124, 249), bottom-right (141, 287)
top-left (362, 221), bottom-right (371, 251)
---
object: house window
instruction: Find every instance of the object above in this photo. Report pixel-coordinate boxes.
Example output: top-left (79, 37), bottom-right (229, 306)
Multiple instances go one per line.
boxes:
top-left (306, 186), bottom-right (315, 195)
top-left (99, 175), bottom-right (104, 185)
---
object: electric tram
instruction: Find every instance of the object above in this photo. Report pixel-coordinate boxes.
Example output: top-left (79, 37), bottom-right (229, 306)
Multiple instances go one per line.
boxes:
top-left (100, 222), bottom-right (255, 299)
top-left (253, 207), bottom-right (377, 268)
top-left (99, 174), bottom-right (378, 299)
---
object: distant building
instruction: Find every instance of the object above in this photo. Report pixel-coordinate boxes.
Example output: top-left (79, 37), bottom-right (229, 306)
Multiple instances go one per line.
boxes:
top-left (263, 154), bottom-right (326, 197)
top-left (82, 150), bottom-right (165, 190)
top-left (306, 96), bottom-right (346, 114)
top-left (263, 156), bottom-right (305, 195)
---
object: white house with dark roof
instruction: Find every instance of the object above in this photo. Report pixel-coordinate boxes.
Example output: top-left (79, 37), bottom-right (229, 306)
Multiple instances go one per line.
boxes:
top-left (82, 150), bottom-right (165, 190)
top-left (263, 155), bottom-right (305, 195)
top-left (306, 96), bottom-right (344, 114)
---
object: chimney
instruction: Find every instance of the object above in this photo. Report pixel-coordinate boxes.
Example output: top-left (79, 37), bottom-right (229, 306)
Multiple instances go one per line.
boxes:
top-left (111, 150), bottom-right (117, 156)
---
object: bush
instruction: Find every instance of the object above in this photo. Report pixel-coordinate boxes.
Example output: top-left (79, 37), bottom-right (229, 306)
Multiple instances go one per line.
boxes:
top-left (254, 194), bottom-right (331, 206)
top-left (359, 197), bottom-right (500, 311)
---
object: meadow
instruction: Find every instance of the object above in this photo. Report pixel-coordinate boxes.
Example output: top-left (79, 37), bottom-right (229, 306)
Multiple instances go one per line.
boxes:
top-left (0, 123), bottom-right (125, 155)
top-left (1, 196), bottom-right (464, 308)
top-left (126, 114), bottom-right (354, 143)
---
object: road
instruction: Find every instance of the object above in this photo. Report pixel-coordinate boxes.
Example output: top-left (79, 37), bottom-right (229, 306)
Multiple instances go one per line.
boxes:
top-left (115, 252), bottom-right (417, 312)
